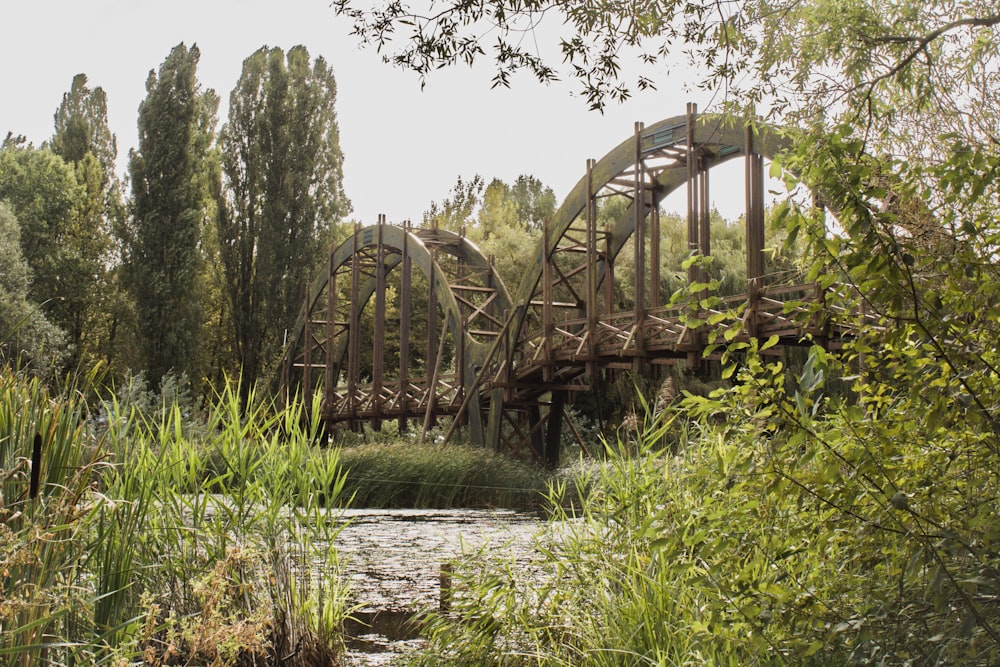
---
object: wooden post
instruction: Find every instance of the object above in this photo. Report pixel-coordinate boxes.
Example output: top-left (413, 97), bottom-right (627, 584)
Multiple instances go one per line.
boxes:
top-left (686, 102), bottom-right (701, 371)
top-left (426, 249), bottom-right (439, 399)
top-left (745, 122), bottom-right (765, 338)
top-left (542, 224), bottom-right (554, 382)
top-left (421, 313), bottom-right (450, 443)
top-left (586, 158), bottom-right (598, 377)
top-left (325, 253), bottom-right (337, 422)
top-left (699, 154), bottom-right (711, 301)
top-left (650, 190), bottom-right (661, 309)
top-left (633, 122), bottom-right (646, 373)
top-left (545, 391), bottom-right (565, 468)
top-left (604, 225), bottom-right (615, 315)
top-left (372, 216), bottom-right (387, 429)
top-left (399, 223), bottom-right (412, 431)
top-left (347, 224), bottom-right (362, 430)
top-left (527, 403), bottom-right (545, 462)
top-left (439, 563), bottom-right (453, 611)
top-left (303, 283), bottom-right (313, 409)
top-left (686, 102), bottom-right (699, 288)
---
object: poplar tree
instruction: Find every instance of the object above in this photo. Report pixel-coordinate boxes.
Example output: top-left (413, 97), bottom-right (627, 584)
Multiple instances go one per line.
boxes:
top-left (127, 43), bottom-right (220, 387)
top-left (49, 73), bottom-right (124, 370)
top-left (219, 45), bottom-right (350, 397)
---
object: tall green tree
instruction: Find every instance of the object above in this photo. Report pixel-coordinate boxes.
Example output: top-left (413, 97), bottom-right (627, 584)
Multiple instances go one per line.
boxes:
top-left (48, 73), bottom-right (126, 371)
top-left (422, 174), bottom-right (483, 232)
top-left (126, 43), bottom-right (220, 388)
top-left (219, 45), bottom-right (350, 397)
top-left (50, 74), bottom-right (119, 184)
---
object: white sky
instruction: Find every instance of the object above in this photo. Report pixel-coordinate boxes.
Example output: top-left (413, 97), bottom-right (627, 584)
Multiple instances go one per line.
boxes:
top-left (0, 0), bottom-right (753, 224)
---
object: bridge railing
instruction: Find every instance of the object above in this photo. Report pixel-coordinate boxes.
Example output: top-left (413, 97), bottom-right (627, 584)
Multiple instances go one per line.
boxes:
top-left (322, 374), bottom-right (464, 425)
top-left (512, 282), bottom-right (834, 374)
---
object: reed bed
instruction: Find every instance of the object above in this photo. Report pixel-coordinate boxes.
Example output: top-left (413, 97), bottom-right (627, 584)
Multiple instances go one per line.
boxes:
top-left (0, 368), bottom-right (351, 666)
top-left (336, 440), bottom-right (552, 510)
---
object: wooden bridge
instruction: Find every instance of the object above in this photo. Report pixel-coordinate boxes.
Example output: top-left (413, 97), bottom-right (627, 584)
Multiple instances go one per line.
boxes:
top-left (279, 107), bottom-right (856, 464)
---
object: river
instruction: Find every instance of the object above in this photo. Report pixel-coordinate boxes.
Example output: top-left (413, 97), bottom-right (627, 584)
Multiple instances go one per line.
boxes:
top-left (331, 508), bottom-right (542, 665)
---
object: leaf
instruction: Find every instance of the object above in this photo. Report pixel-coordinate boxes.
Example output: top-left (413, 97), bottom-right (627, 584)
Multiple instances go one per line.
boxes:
top-left (760, 335), bottom-right (779, 351)
top-left (801, 640), bottom-right (824, 657)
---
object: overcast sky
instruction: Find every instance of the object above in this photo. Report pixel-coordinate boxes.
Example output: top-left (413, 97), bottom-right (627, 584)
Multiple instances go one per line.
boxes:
top-left (1, 0), bottom-right (753, 224)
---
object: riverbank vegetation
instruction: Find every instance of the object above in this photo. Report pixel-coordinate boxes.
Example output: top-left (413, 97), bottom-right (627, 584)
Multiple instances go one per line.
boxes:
top-left (0, 369), bottom-right (351, 665)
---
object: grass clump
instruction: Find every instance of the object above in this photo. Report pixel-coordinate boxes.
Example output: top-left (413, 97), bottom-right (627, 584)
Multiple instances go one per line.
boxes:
top-left (337, 439), bottom-right (551, 509)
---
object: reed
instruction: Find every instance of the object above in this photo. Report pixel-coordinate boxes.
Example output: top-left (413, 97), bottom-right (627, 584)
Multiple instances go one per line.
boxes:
top-left (0, 366), bottom-right (111, 665)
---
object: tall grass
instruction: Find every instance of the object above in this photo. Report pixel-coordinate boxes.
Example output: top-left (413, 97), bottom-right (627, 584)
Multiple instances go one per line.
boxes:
top-left (408, 413), bottom-right (724, 667)
top-left (0, 367), bottom-right (109, 666)
top-left (337, 440), bottom-right (552, 509)
top-left (0, 367), bottom-right (352, 665)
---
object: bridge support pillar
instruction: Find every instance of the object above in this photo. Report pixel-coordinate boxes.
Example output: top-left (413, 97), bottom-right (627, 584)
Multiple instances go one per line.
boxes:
top-left (745, 120), bottom-right (766, 338)
top-left (545, 391), bottom-right (566, 468)
top-left (398, 222), bottom-right (412, 432)
top-left (486, 388), bottom-right (504, 452)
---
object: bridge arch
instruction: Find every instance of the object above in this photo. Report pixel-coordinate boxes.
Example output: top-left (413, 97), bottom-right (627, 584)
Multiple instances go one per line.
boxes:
top-left (480, 108), bottom-right (806, 461)
top-left (280, 221), bottom-right (512, 443)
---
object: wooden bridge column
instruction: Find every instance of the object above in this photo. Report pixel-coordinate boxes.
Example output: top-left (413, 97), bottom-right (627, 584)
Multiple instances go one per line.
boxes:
top-left (745, 123), bottom-right (765, 338)
top-left (456, 229), bottom-right (467, 426)
top-left (699, 156), bottom-right (711, 286)
top-left (425, 248), bottom-right (439, 431)
top-left (398, 222), bottom-right (412, 431)
top-left (347, 223), bottom-right (362, 432)
top-left (686, 102), bottom-right (700, 289)
top-left (486, 388), bottom-right (504, 452)
top-left (541, 224), bottom-right (554, 382)
top-left (303, 283), bottom-right (312, 409)
top-left (324, 254), bottom-right (337, 422)
top-left (633, 121), bottom-right (647, 373)
top-left (585, 158), bottom-right (598, 378)
top-left (421, 312), bottom-right (450, 443)
top-left (527, 403), bottom-right (546, 463)
top-left (685, 102), bottom-right (702, 370)
top-left (544, 390), bottom-right (565, 468)
top-left (371, 216), bottom-right (387, 430)
top-left (650, 191), bottom-right (661, 309)
top-left (602, 227), bottom-right (617, 392)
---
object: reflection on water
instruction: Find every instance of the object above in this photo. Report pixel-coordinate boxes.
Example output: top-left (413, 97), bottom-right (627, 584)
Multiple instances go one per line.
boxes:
top-left (333, 508), bottom-right (540, 666)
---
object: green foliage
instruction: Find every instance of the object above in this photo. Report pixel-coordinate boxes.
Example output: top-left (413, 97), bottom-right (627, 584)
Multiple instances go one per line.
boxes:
top-left (0, 202), bottom-right (66, 369)
top-left (49, 72), bottom-right (128, 374)
top-left (219, 45), bottom-right (351, 398)
top-left (0, 142), bottom-right (98, 368)
top-left (0, 367), bottom-right (103, 666)
top-left (126, 42), bottom-right (220, 388)
top-left (406, 118), bottom-right (1000, 664)
top-left (333, 0), bottom-right (727, 110)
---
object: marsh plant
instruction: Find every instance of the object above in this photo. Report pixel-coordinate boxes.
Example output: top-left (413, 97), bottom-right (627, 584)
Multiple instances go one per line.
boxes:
top-left (411, 345), bottom-right (1000, 666)
top-left (0, 368), bottom-right (350, 666)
